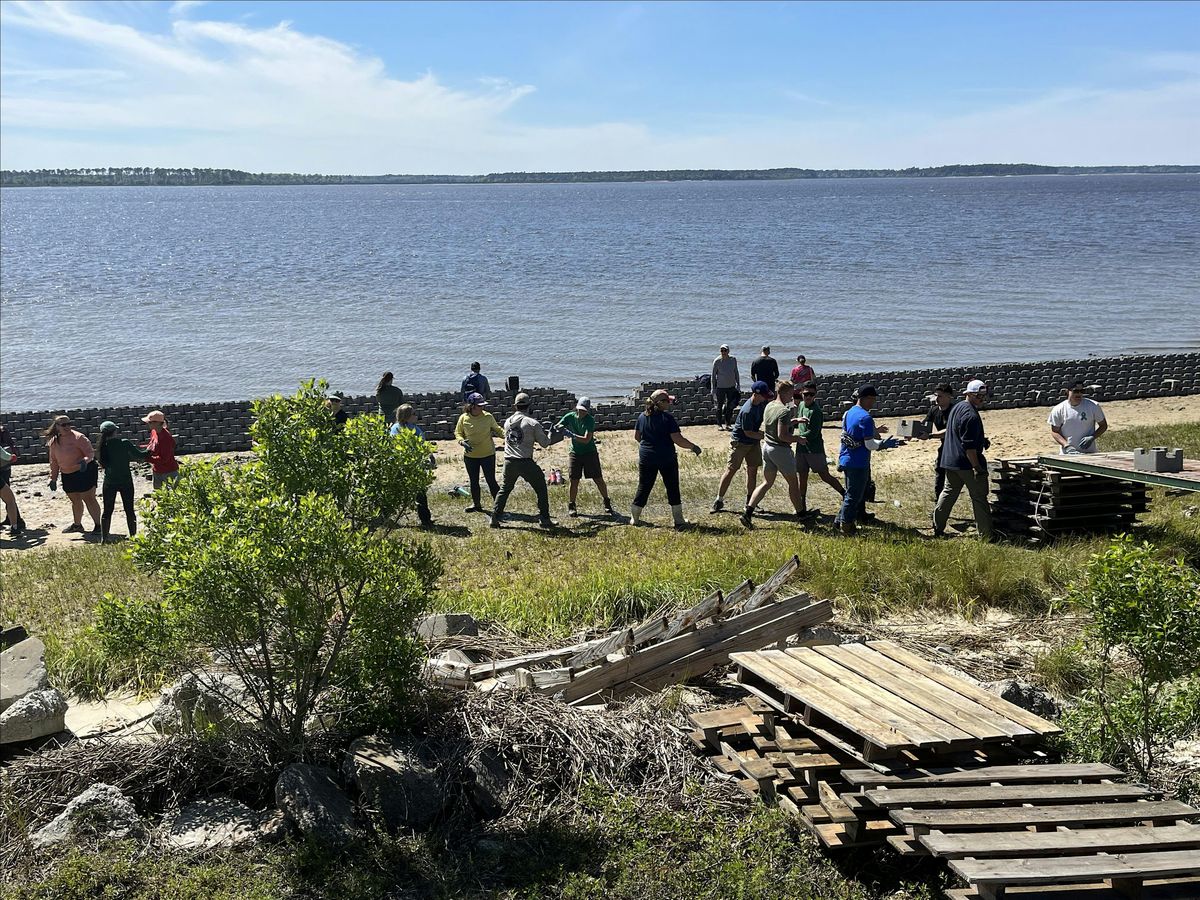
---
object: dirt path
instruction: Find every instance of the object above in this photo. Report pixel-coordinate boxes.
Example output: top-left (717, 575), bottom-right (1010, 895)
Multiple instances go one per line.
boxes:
top-left (4, 394), bottom-right (1197, 552)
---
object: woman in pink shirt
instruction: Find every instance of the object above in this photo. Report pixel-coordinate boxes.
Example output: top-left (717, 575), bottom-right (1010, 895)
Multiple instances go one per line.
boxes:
top-left (42, 415), bottom-right (102, 534)
top-left (142, 410), bottom-right (180, 489)
top-left (790, 355), bottom-right (816, 387)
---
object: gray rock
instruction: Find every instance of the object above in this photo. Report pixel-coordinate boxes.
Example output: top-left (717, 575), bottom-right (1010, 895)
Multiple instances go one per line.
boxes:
top-left (275, 764), bottom-right (359, 848)
top-left (983, 679), bottom-right (1062, 719)
top-left (343, 735), bottom-right (446, 831)
top-left (161, 797), bottom-right (285, 851)
top-left (151, 673), bottom-right (241, 735)
top-left (31, 783), bottom-right (144, 848)
top-left (467, 747), bottom-right (512, 818)
top-left (416, 614), bottom-right (479, 641)
top-left (0, 687), bottom-right (68, 744)
top-left (793, 626), bottom-right (846, 647)
top-left (1, 624), bottom-right (29, 651)
top-left (0, 637), bottom-right (49, 713)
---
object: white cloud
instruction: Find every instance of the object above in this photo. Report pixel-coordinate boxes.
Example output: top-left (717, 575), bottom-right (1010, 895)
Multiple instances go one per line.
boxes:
top-left (0, 1), bottom-right (1196, 172)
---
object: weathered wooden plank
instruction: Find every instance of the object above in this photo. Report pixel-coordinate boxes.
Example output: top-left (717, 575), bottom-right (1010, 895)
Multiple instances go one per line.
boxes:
top-left (818, 781), bottom-right (858, 824)
top-left (842, 763), bottom-right (1124, 788)
top-left (949, 848), bottom-right (1200, 888)
top-left (659, 589), bottom-right (724, 641)
top-left (687, 704), bottom-right (755, 731)
top-left (741, 556), bottom-right (800, 612)
top-left (893, 800), bottom-right (1200, 834)
top-left (922, 823), bottom-right (1200, 859)
top-left (718, 579), bottom-right (755, 617)
top-left (866, 782), bottom-right (1151, 809)
top-left (567, 627), bottom-right (633, 670)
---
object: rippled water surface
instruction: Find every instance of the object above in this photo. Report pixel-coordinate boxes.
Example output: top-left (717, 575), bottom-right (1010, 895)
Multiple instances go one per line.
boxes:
top-left (2, 175), bottom-right (1197, 409)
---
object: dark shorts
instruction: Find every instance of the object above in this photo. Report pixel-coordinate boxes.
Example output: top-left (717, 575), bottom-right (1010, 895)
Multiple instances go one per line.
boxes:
top-left (62, 460), bottom-right (99, 494)
top-left (0, 466), bottom-right (10, 490)
top-left (569, 453), bottom-right (603, 481)
top-left (796, 452), bottom-right (830, 474)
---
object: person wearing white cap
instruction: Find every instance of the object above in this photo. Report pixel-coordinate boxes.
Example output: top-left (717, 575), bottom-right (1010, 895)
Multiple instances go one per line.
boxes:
top-left (631, 389), bottom-right (702, 529)
top-left (141, 409), bottom-right (180, 489)
top-left (711, 345), bottom-right (741, 431)
top-left (932, 379), bottom-right (994, 539)
top-left (491, 392), bottom-right (554, 530)
top-left (556, 397), bottom-right (616, 518)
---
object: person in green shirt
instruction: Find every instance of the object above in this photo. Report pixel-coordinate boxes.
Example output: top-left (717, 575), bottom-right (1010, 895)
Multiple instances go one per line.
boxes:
top-left (375, 372), bottom-right (405, 424)
top-left (96, 420), bottom-right (150, 542)
top-left (794, 383), bottom-right (846, 514)
top-left (454, 392), bottom-right (505, 513)
top-left (742, 382), bottom-right (806, 525)
top-left (556, 397), bottom-right (617, 518)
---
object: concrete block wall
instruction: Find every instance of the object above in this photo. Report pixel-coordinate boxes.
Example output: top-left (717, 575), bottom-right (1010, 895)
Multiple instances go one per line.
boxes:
top-left (3, 353), bottom-right (1196, 464)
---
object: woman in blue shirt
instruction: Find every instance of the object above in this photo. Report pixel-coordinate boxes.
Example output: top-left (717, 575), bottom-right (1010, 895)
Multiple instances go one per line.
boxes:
top-left (631, 389), bottom-right (703, 529)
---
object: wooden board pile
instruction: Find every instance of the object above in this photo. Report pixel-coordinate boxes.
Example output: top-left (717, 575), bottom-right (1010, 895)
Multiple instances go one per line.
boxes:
top-left (991, 458), bottom-right (1150, 542)
top-left (688, 640), bottom-right (1200, 898)
top-left (426, 555), bottom-right (835, 706)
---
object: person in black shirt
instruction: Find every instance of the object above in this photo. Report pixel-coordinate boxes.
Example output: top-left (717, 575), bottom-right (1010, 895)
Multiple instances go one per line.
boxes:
top-left (750, 346), bottom-right (779, 385)
top-left (327, 391), bottom-right (349, 428)
top-left (921, 383), bottom-right (955, 500)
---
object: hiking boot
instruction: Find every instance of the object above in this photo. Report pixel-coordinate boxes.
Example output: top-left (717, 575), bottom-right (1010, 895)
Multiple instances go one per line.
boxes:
top-left (710, 498), bottom-right (724, 514)
top-left (739, 509), bottom-right (754, 528)
top-left (538, 518), bottom-right (556, 531)
top-left (488, 518), bottom-right (502, 530)
top-left (838, 521), bottom-right (857, 537)
top-left (62, 523), bottom-right (84, 534)
top-left (567, 503), bottom-right (578, 518)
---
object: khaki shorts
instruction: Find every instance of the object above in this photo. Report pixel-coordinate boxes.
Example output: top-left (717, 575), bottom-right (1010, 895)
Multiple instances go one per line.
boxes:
top-left (763, 443), bottom-right (797, 478)
top-left (796, 452), bottom-right (830, 474)
top-left (726, 441), bottom-right (763, 470)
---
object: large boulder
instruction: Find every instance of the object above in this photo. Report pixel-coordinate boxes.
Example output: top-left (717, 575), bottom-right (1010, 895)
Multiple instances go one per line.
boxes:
top-left (151, 673), bottom-right (242, 735)
top-left (161, 797), bottom-right (287, 851)
top-left (275, 764), bottom-right (360, 848)
top-left (0, 687), bottom-right (68, 744)
top-left (983, 679), bottom-right (1062, 719)
top-left (416, 614), bottom-right (479, 641)
top-left (0, 637), bottom-right (49, 713)
top-left (31, 783), bottom-right (144, 849)
top-left (343, 735), bottom-right (447, 831)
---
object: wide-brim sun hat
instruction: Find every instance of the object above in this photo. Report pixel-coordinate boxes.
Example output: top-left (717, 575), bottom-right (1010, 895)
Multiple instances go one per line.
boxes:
top-left (650, 389), bottom-right (675, 403)
top-left (142, 409), bottom-right (166, 424)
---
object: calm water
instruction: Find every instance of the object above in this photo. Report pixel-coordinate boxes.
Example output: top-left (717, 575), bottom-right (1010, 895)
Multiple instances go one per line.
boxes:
top-left (1, 175), bottom-right (1198, 411)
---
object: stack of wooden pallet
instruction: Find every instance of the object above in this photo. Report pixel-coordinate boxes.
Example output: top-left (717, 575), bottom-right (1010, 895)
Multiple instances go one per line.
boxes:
top-left (991, 458), bottom-right (1150, 542)
top-left (427, 556), bottom-right (835, 705)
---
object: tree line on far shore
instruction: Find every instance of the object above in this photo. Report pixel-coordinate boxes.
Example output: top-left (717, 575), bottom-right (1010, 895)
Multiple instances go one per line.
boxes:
top-left (2, 163), bottom-right (1198, 187)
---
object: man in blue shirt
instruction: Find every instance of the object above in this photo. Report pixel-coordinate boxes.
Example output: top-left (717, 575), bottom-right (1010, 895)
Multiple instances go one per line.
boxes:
top-left (711, 381), bottom-right (773, 513)
top-left (933, 379), bottom-right (994, 539)
top-left (835, 384), bottom-right (888, 535)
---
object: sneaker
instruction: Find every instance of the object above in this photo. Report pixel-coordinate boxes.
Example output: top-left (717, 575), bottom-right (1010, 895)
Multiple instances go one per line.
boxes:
top-left (10, 519), bottom-right (25, 536)
top-left (464, 504), bottom-right (484, 513)
top-left (567, 503), bottom-right (578, 518)
top-left (62, 523), bottom-right (84, 534)
top-left (673, 521), bottom-right (692, 532)
top-left (710, 498), bottom-right (724, 513)
top-left (488, 518), bottom-right (502, 530)
top-left (838, 521), bottom-right (857, 537)
top-left (538, 518), bottom-right (556, 530)
top-left (419, 518), bottom-right (434, 529)
top-left (0, 515), bottom-right (8, 527)
top-left (739, 510), bottom-right (754, 528)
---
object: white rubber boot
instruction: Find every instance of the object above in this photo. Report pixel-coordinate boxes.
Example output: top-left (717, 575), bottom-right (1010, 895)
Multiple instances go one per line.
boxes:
top-left (671, 504), bottom-right (687, 528)
top-left (629, 503), bottom-right (644, 525)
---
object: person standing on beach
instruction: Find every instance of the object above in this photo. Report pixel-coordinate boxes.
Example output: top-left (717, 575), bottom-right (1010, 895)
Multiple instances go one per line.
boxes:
top-left (742, 381), bottom-right (806, 526)
top-left (461, 362), bottom-right (491, 402)
top-left (920, 384), bottom-right (955, 499)
top-left (43, 415), bottom-right (102, 535)
top-left (751, 346), bottom-right (779, 386)
top-left (631, 389), bottom-right (702, 529)
top-left (491, 393), bottom-right (554, 530)
top-left (933, 380), bottom-right (994, 539)
top-left (141, 410), bottom-right (180, 490)
top-left (0, 423), bottom-right (26, 536)
top-left (794, 382), bottom-right (845, 514)
top-left (1048, 381), bottom-right (1107, 454)
top-left (375, 372), bottom-right (405, 423)
top-left (712, 381), bottom-right (773, 513)
top-left (455, 392), bottom-right (504, 513)
top-left (790, 355), bottom-right (815, 387)
top-left (710, 345), bottom-right (741, 431)
top-left (390, 404), bottom-right (435, 528)
top-left (556, 397), bottom-right (617, 518)
top-left (96, 421), bottom-right (150, 542)
top-left (834, 385), bottom-right (888, 536)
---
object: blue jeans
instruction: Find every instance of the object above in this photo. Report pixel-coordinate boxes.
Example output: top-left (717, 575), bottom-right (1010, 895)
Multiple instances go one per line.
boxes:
top-left (836, 466), bottom-right (870, 526)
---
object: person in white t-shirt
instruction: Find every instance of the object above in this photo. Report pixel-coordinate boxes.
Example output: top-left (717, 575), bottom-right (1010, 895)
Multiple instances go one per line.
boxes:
top-left (1048, 381), bottom-right (1107, 454)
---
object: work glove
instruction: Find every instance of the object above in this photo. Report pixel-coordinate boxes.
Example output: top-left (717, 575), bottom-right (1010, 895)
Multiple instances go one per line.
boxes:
top-left (459, 440), bottom-right (472, 452)
top-left (1078, 435), bottom-right (1096, 451)
top-left (878, 437), bottom-right (901, 450)
top-left (690, 446), bottom-right (702, 456)
top-left (49, 479), bottom-right (57, 491)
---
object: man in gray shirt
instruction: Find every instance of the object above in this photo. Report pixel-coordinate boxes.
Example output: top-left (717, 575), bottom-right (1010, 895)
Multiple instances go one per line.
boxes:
top-left (711, 344), bottom-right (741, 431)
top-left (491, 392), bottom-right (554, 530)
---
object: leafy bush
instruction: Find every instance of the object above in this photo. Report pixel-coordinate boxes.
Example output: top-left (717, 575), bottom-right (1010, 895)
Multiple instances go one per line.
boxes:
top-left (130, 381), bottom-right (441, 758)
top-left (1066, 537), bottom-right (1200, 778)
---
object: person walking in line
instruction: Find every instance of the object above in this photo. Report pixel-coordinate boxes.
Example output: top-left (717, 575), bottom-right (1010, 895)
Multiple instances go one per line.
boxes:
top-left (834, 385), bottom-right (888, 536)
top-left (790, 355), bottom-right (815, 387)
top-left (141, 410), bottom-right (180, 490)
top-left (390, 404), bottom-right (435, 528)
top-left (491, 393), bottom-right (554, 530)
top-left (742, 381), bottom-right (806, 526)
top-left (712, 381), bottom-right (773, 513)
top-left (710, 344), bottom-right (741, 431)
top-left (455, 392), bottom-right (503, 513)
top-left (1049, 380), bottom-right (1107, 454)
top-left (556, 397), bottom-right (617, 518)
top-left (933, 380), bottom-right (994, 539)
top-left (750, 346), bottom-right (779, 386)
top-left (794, 382), bottom-right (845, 515)
top-left (96, 421), bottom-right (150, 543)
top-left (43, 415), bottom-right (102, 535)
top-left (0, 423), bottom-right (26, 536)
top-left (461, 361), bottom-right (491, 402)
top-left (631, 389), bottom-right (702, 529)
top-left (375, 372), bottom-right (405, 422)
top-left (920, 384), bottom-right (955, 500)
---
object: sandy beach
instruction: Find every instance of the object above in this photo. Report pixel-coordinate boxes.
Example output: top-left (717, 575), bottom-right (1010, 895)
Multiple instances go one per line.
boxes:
top-left (3, 393), bottom-right (1198, 553)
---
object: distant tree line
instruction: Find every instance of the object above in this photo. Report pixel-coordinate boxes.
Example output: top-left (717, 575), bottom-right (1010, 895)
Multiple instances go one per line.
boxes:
top-left (2, 163), bottom-right (1197, 187)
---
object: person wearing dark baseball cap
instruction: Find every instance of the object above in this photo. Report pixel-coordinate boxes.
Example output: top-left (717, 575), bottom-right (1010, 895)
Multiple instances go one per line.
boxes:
top-left (711, 380), bottom-right (774, 514)
top-left (919, 383), bottom-right (956, 500)
top-left (932, 379), bottom-right (994, 539)
top-left (834, 384), bottom-right (888, 535)
top-left (455, 392), bottom-right (504, 513)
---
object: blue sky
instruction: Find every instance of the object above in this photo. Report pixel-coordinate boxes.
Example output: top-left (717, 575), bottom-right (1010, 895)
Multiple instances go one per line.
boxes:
top-left (1, 0), bottom-right (1197, 172)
